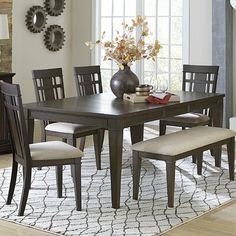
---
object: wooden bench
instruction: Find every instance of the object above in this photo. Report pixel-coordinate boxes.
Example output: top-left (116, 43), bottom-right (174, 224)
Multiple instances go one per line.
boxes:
top-left (132, 126), bottom-right (235, 207)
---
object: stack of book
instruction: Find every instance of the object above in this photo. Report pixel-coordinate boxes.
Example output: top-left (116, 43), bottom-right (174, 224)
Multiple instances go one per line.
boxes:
top-left (123, 92), bottom-right (180, 103)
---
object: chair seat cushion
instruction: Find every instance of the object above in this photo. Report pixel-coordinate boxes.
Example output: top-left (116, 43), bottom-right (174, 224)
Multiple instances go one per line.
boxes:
top-left (162, 113), bottom-right (210, 124)
top-left (30, 141), bottom-right (84, 161)
top-left (132, 126), bottom-right (236, 156)
top-left (45, 122), bottom-right (97, 134)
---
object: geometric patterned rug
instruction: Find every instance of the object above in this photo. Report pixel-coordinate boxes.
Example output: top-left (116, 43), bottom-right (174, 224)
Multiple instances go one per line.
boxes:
top-left (0, 128), bottom-right (235, 236)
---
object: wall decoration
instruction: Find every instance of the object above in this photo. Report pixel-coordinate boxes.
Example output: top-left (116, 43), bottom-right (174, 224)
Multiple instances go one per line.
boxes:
top-left (26, 6), bottom-right (47, 33)
top-left (44, 25), bottom-right (65, 51)
top-left (44, 0), bottom-right (66, 16)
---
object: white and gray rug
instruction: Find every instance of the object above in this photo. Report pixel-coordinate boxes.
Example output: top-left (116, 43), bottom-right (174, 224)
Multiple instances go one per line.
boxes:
top-left (0, 128), bottom-right (236, 236)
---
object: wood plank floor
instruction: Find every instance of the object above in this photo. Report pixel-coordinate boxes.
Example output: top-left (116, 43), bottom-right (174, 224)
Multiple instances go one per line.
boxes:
top-left (0, 124), bottom-right (235, 236)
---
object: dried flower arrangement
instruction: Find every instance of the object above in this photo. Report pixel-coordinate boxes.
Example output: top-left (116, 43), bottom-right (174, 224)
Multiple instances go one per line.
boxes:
top-left (86, 15), bottom-right (161, 70)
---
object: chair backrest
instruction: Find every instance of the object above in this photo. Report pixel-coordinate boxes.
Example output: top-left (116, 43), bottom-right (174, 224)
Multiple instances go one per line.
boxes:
top-left (32, 68), bottom-right (65, 102)
top-left (182, 64), bottom-right (219, 93)
top-left (0, 81), bottom-right (31, 164)
top-left (73, 65), bottom-right (103, 96)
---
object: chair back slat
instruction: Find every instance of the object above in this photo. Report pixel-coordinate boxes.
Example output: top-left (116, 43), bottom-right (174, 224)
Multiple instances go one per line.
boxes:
top-left (182, 64), bottom-right (219, 115)
top-left (32, 68), bottom-right (65, 102)
top-left (74, 66), bottom-right (103, 97)
top-left (183, 65), bottom-right (219, 93)
top-left (0, 81), bottom-right (31, 164)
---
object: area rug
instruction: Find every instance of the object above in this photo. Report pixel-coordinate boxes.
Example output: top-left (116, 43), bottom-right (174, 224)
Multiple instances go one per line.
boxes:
top-left (0, 128), bottom-right (235, 236)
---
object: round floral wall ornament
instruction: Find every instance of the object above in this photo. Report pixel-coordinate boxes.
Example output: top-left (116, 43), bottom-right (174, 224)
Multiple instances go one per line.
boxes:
top-left (25, 6), bottom-right (47, 33)
top-left (86, 15), bottom-right (161, 98)
top-left (44, 25), bottom-right (65, 51)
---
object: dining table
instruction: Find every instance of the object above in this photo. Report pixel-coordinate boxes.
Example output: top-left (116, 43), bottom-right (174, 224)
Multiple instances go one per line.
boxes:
top-left (24, 91), bottom-right (224, 209)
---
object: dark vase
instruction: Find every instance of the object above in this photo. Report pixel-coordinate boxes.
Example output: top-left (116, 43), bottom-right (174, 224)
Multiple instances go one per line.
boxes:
top-left (110, 65), bottom-right (139, 99)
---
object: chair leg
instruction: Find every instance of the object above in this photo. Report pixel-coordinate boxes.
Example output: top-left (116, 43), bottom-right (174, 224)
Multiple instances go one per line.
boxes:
top-left (79, 137), bottom-right (86, 151)
top-left (133, 151), bottom-right (142, 200)
top-left (213, 146), bottom-right (222, 167)
top-left (192, 155), bottom-right (197, 164)
top-left (56, 165), bottom-right (63, 198)
top-left (100, 129), bottom-right (105, 151)
top-left (166, 161), bottom-right (175, 207)
top-left (93, 132), bottom-right (102, 170)
top-left (196, 152), bottom-right (203, 175)
top-left (72, 160), bottom-right (82, 211)
top-left (68, 138), bottom-right (77, 147)
top-left (18, 167), bottom-right (31, 216)
top-left (6, 159), bottom-right (18, 205)
top-left (227, 137), bottom-right (235, 181)
top-left (159, 120), bottom-right (166, 136)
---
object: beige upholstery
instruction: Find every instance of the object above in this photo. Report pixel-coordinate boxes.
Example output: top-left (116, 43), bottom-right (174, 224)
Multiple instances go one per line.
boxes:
top-left (163, 113), bottom-right (210, 124)
top-left (132, 127), bottom-right (236, 156)
top-left (45, 122), bottom-right (96, 134)
top-left (30, 141), bottom-right (84, 161)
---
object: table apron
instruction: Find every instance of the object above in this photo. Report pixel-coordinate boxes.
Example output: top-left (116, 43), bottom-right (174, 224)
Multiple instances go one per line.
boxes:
top-left (108, 98), bottom-right (220, 129)
top-left (27, 110), bottom-right (108, 128)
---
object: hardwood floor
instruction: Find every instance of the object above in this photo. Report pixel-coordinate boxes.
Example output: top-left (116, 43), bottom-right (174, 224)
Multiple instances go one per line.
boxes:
top-left (0, 123), bottom-right (235, 236)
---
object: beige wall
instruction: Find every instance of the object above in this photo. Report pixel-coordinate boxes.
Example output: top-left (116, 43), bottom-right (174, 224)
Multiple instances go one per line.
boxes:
top-left (71, 0), bottom-right (92, 66)
top-left (189, 0), bottom-right (212, 64)
top-left (12, 0), bottom-right (74, 103)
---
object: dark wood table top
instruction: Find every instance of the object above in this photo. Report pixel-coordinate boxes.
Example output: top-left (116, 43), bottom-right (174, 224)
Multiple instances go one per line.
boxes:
top-left (24, 91), bottom-right (224, 119)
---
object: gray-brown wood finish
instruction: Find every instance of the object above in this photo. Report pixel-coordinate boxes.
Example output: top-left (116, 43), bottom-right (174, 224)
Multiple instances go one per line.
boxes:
top-left (159, 65), bottom-right (219, 135)
top-left (24, 91), bottom-right (224, 209)
top-left (0, 81), bottom-right (82, 216)
top-left (74, 65), bottom-right (103, 96)
top-left (133, 137), bottom-right (235, 207)
top-left (0, 72), bottom-right (15, 154)
top-left (73, 65), bottom-right (104, 150)
top-left (32, 68), bottom-right (102, 169)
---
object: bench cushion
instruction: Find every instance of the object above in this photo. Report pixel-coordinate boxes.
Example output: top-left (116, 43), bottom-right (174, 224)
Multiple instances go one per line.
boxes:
top-left (132, 126), bottom-right (236, 156)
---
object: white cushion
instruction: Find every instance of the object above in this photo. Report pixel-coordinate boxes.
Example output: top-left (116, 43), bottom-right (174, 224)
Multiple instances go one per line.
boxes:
top-left (30, 141), bottom-right (84, 161)
top-left (163, 113), bottom-right (210, 124)
top-left (132, 126), bottom-right (236, 156)
top-left (45, 122), bottom-right (96, 134)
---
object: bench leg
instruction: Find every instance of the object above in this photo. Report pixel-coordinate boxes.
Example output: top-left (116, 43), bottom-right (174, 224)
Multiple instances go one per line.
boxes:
top-left (166, 161), bottom-right (175, 207)
top-left (133, 151), bottom-right (142, 200)
top-left (227, 137), bottom-right (235, 181)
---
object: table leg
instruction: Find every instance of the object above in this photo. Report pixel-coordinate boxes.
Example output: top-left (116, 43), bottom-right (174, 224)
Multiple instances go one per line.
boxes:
top-left (130, 124), bottom-right (144, 144)
top-left (108, 129), bottom-right (123, 209)
top-left (24, 108), bottom-right (34, 144)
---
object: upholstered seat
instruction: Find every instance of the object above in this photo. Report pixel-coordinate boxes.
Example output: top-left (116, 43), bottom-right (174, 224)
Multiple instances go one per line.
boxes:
top-left (132, 126), bottom-right (235, 208)
top-left (45, 122), bottom-right (97, 134)
top-left (30, 141), bottom-right (84, 161)
top-left (162, 113), bottom-right (210, 125)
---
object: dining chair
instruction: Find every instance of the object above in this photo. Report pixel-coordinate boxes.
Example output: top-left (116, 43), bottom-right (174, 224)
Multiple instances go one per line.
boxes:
top-left (32, 68), bottom-right (102, 170)
top-left (0, 81), bottom-right (83, 216)
top-left (159, 64), bottom-right (219, 136)
top-left (73, 65), bottom-right (105, 150)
